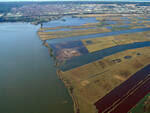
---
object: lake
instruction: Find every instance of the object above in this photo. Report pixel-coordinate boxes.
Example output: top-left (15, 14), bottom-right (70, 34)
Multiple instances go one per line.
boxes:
top-left (0, 23), bottom-right (73, 113)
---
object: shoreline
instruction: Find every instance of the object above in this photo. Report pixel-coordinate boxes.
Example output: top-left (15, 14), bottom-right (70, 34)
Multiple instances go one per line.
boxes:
top-left (57, 70), bottom-right (80, 113)
top-left (38, 15), bottom-right (150, 113)
top-left (43, 41), bottom-right (78, 113)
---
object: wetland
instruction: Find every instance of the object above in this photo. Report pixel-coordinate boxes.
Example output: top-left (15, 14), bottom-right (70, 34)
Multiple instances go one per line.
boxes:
top-left (38, 15), bottom-right (150, 113)
top-left (2, 14), bottom-right (150, 113)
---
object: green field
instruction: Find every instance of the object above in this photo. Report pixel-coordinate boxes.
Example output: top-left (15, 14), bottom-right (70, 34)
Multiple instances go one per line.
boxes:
top-left (129, 93), bottom-right (150, 113)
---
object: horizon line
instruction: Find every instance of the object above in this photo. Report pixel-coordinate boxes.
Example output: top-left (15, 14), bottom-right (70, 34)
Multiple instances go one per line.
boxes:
top-left (0, 0), bottom-right (150, 2)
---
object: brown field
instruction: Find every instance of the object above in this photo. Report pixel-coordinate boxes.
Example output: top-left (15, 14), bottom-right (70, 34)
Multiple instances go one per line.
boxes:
top-left (38, 24), bottom-right (99, 32)
top-left (82, 36), bottom-right (117, 52)
top-left (131, 26), bottom-right (146, 29)
top-left (82, 31), bottom-right (150, 53)
top-left (59, 47), bottom-right (150, 113)
top-left (96, 16), bottom-right (125, 21)
top-left (38, 15), bottom-right (150, 40)
top-left (145, 24), bottom-right (150, 28)
top-left (75, 14), bottom-right (118, 18)
top-left (75, 14), bottom-right (144, 18)
top-left (75, 14), bottom-right (150, 20)
top-left (38, 27), bottom-right (110, 40)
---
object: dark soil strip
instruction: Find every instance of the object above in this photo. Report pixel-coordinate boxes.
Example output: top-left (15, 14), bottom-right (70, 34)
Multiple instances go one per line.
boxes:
top-left (95, 64), bottom-right (150, 113)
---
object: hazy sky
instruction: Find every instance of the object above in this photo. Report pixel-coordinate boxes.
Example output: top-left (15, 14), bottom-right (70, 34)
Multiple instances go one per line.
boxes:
top-left (0, 0), bottom-right (150, 1)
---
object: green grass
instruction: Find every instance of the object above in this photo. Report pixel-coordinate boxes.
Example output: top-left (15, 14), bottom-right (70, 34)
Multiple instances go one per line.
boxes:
top-left (129, 93), bottom-right (150, 113)
top-left (111, 26), bottom-right (131, 31)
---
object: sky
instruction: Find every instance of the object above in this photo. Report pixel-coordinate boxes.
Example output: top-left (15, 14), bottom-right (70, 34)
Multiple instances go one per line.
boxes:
top-left (0, 0), bottom-right (150, 2)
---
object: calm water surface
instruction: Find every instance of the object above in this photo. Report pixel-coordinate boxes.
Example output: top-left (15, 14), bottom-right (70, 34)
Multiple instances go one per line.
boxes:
top-left (0, 23), bottom-right (73, 113)
top-left (43, 16), bottom-right (98, 28)
top-left (47, 27), bottom-right (150, 44)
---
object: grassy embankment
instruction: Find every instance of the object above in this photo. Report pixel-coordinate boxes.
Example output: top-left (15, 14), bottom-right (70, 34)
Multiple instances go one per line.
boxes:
top-left (82, 31), bottom-right (150, 53)
top-left (75, 14), bottom-right (150, 19)
top-left (38, 24), bottom-right (98, 32)
top-left (38, 15), bottom-right (150, 41)
top-left (60, 47), bottom-right (150, 113)
top-left (38, 27), bottom-right (110, 40)
top-left (129, 93), bottom-right (150, 113)
top-left (95, 15), bottom-right (150, 31)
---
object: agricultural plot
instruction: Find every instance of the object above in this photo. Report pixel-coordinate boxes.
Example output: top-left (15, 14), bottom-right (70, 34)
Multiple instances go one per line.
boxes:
top-left (96, 15), bottom-right (150, 31)
top-left (60, 47), bottom-right (150, 113)
top-left (129, 93), bottom-right (150, 113)
top-left (38, 25), bottom-right (98, 32)
top-left (38, 15), bottom-right (150, 113)
top-left (38, 15), bottom-right (150, 41)
top-left (38, 27), bottom-right (110, 40)
top-left (82, 36), bottom-right (117, 53)
top-left (82, 31), bottom-right (150, 53)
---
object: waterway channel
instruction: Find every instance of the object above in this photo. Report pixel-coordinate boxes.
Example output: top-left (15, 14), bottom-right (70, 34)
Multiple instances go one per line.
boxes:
top-left (0, 23), bottom-right (73, 113)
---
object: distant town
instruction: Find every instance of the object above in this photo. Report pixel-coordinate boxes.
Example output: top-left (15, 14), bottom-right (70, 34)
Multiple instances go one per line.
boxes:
top-left (0, 1), bottom-right (150, 24)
